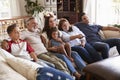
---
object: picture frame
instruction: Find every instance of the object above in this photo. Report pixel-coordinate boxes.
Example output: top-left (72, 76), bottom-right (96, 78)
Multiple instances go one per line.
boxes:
top-left (45, 0), bottom-right (51, 5)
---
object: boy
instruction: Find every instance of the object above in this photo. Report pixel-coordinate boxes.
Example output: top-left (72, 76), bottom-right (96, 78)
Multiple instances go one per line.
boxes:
top-left (6, 23), bottom-right (38, 61)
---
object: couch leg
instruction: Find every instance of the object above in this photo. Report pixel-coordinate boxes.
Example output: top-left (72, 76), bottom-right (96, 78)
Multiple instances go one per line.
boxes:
top-left (86, 73), bottom-right (91, 80)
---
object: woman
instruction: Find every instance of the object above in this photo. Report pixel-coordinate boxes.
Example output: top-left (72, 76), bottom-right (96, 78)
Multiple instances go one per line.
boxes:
top-left (58, 18), bottom-right (103, 64)
top-left (42, 14), bottom-right (86, 79)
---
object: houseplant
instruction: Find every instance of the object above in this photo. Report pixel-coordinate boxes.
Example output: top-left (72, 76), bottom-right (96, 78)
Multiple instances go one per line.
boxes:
top-left (24, 0), bottom-right (44, 15)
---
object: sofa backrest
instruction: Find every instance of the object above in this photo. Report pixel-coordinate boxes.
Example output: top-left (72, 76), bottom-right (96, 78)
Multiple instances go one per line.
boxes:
top-left (99, 30), bottom-right (120, 39)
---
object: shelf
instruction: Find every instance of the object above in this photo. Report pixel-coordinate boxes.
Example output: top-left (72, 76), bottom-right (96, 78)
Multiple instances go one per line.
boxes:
top-left (57, 0), bottom-right (83, 23)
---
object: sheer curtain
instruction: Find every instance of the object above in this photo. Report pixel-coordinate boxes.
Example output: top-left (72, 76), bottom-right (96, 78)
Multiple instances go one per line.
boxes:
top-left (83, 0), bottom-right (119, 26)
top-left (96, 0), bottom-right (113, 25)
top-left (0, 0), bottom-right (25, 19)
top-left (10, 0), bottom-right (21, 18)
top-left (0, 0), bottom-right (11, 19)
top-left (83, 0), bottom-right (96, 24)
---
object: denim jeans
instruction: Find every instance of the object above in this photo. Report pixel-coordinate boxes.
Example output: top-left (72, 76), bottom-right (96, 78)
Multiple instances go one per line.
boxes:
top-left (91, 38), bottom-right (120, 59)
top-left (72, 43), bottom-right (102, 63)
top-left (53, 51), bottom-right (86, 74)
top-left (71, 51), bottom-right (86, 72)
top-left (36, 67), bottom-right (74, 80)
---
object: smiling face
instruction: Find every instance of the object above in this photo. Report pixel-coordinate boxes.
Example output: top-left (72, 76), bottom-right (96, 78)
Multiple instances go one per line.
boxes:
top-left (26, 18), bottom-right (38, 32)
top-left (51, 31), bottom-right (59, 40)
top-left (49, 17), bottom-right (57, 28)
top-left (9, 26), bottom-right (20, 41)
top-left (81, 14), bottom-right (89, 24)
top-left (61, 21), bottom-right (70, 32)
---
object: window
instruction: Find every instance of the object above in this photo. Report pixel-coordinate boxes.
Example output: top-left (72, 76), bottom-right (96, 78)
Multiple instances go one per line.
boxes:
top-left (84, 0), bottom-right (120, 26)
top-left (0, 0), bottom-right (11, 19)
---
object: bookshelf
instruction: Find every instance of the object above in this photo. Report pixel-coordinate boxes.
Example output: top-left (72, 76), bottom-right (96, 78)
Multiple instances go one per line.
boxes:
top-left (57, 0), bottom-right (83, 24)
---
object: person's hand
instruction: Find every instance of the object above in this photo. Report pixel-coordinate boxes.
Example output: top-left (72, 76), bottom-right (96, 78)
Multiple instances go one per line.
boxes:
top-left (55, 38), bottom-right (63, 42)
top-left (51, 46), bottom-right (58, 52)
top-left (77, 34), bottom-right (84, 39)
top-left (55, 38), bottom-right (65, 44)
top-left (80, 40), bottom-right (86, 47)
top-left (81, 42), bottom-right (85, 47)
top-left (34, 58), bottom-right (38, 62)
top-left (68, 57), bottom-right (74, 62)
top-left (1, 40), bottom-right (9, 50)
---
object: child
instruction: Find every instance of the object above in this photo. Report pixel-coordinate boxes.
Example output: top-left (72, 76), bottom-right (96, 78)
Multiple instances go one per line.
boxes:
top-left (6, 23), bottom-right (38, 61)
top-left (48, 27), bottom-right (74, 62)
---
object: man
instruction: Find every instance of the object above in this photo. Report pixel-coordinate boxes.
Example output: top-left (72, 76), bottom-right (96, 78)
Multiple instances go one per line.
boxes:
top-left (74, 12), bottom-right (120, 59)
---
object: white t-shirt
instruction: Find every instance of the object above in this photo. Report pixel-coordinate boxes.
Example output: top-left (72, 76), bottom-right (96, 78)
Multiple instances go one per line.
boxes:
top-left (61, 26), bottom-right (86, 47)
top-left (20, 30), bottom-right (48, 55)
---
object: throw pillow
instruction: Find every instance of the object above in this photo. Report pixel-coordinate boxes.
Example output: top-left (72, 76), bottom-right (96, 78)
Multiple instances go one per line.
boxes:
top-left (6, 57), bottom-right (44, 80)
top-left (0, 56), bottom-right (27, 80)
top-left (0, 48), bottom-right (15, 59)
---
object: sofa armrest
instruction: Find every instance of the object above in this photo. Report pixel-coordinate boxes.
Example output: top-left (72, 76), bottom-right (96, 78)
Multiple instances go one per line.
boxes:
top-left (99, 30), bottom-right (119, 57)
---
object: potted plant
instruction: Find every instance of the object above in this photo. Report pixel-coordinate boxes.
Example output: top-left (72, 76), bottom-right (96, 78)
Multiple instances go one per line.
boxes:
top-left (24, 0), bottom-right (44, 15)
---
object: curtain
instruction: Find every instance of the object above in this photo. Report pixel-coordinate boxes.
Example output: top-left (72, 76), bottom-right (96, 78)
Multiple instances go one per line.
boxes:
top-left (83, 0), bottom-right (117, 25)
top-left (0, 0), bottom-right (11, 19)
top-left (10, 0), bottom-right (21, 18)
top-left (83, 0), bottom-right (96, 24)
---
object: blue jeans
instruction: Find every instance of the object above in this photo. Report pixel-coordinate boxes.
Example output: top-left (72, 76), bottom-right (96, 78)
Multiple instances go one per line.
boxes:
top-left (91, 38), bottom-right (120, 59)
top-left (36, 67), bottom-right (74, 80)
top-left (53, 51), bottom-right (86, 74)
top-left (71, 51), bottom-right (86, 72)
top-left (72, 43), bottom-right (102, 63)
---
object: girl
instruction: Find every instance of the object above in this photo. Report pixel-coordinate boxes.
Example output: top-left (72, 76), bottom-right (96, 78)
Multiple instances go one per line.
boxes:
top-left (48, 27), bottom-right (73, 62)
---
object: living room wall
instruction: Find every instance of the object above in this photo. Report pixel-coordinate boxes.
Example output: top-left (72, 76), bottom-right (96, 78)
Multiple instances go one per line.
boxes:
top-left (17, 0), bottom-right (45, 16)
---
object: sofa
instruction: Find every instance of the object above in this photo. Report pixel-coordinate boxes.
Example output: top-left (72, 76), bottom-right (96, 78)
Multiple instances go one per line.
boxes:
top-left (99, 30), bottom-right (120, 57)
top-left (0, 29), bottom-right (119, 80)
top-left (0, 48), bottom-right (41, 80)
top-left (0, 49), bottom-right (27, 80)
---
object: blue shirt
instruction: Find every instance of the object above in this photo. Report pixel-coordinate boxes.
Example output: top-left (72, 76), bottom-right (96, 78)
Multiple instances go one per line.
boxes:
top-left (50, 39), bottom-right (61, 47)
top-left (74, 22), bottom-right (103, 43)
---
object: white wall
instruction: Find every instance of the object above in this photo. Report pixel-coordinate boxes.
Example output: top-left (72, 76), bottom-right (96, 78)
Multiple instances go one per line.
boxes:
top-left (19, 0), bottom-right (27, 16)
top-left (18, 0), bottom-right (45, 16)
